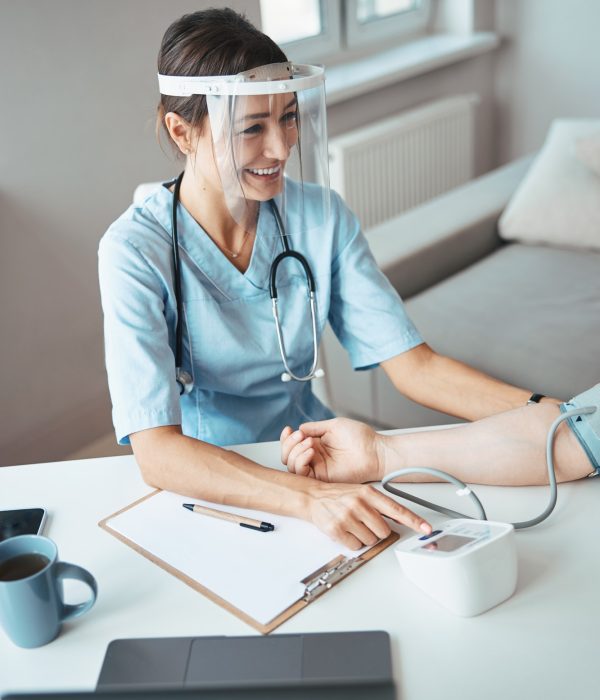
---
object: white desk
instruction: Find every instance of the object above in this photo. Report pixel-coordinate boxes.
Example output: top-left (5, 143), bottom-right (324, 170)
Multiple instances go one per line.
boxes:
top-left (1, 441), bottom-right (598, 699)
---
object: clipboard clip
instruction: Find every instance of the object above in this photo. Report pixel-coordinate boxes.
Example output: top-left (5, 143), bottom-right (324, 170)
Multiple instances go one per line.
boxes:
top-left (301, 554), bottom-right (364, 603)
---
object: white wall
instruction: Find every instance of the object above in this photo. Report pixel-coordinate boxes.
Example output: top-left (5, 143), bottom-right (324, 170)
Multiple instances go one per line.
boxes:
top-left (494, 0), bottom-right (600, 163)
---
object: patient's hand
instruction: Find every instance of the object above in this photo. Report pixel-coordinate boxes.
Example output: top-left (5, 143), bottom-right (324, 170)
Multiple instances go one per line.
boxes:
top-left (280, 418), bottom-right (382, 484)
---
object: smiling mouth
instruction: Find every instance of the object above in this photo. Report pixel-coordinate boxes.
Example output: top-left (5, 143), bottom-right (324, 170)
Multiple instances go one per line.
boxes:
top-left (245, 165), bottom-right (282, 179)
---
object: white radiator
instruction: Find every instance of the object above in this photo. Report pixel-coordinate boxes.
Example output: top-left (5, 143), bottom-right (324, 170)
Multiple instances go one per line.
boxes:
top-left (328, 94), bottom-right (479, 229)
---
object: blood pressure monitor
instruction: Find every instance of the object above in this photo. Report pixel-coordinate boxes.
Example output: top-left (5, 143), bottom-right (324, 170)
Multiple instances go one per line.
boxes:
top-left (394, 519), bottom-right (517, 617)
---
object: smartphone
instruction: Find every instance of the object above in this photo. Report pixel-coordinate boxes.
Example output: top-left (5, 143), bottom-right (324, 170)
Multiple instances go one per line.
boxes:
top-left (0, 508), bottom-right (47, 542)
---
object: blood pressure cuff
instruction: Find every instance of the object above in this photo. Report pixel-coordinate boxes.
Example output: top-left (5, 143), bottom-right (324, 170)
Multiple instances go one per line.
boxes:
top-left (561, 383), bottom-right (600, 476)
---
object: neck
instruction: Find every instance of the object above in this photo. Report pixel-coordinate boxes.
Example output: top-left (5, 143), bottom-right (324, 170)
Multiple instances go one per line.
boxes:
top-left (178, 167), bottom-right (258, 247)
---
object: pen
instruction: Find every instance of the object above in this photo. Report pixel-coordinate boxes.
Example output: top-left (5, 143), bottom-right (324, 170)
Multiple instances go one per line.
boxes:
top-left (182, 503), bottom-right (275, 532)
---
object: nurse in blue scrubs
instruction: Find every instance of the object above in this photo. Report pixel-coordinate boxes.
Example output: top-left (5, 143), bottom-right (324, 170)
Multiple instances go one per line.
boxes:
top-left (98, 8), bottom-right (534, 550)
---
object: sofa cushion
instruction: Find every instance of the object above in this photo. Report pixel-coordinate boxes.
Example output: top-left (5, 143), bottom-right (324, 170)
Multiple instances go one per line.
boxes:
top-left (498, 119), bottom-right (600, 251)
top-left (409, 242), bottom-right (600, 398)
top-left (373, 242), bottom-right (600, 428)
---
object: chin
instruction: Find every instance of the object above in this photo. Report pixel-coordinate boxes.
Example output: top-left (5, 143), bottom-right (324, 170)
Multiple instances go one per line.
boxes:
top-left (241, 175), bottom-right (284, 202)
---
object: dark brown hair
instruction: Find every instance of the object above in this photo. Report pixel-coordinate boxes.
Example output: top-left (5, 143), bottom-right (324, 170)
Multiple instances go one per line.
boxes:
top-left (157, 8), bottom-right (288, 155)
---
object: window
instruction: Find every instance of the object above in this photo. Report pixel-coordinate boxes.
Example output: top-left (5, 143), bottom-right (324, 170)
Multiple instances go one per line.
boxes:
top-left (259, 0), bottom-right (321, 44)
top-left (259, 0), bottom-right (341, 60)
top-left (259, 0), bottom-right (431, 62)
top-left (347, 0), bottom-right (431, 48)
top-left (356, 0), bottom-right (422, 23)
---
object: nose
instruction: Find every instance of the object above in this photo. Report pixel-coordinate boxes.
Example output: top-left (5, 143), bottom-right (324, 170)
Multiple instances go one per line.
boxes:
top-left (263, 124), bottom-right (291, 161)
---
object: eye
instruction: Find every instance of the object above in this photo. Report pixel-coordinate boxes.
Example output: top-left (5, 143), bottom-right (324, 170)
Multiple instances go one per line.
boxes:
top-left (281, 111), bottom-right (298, 126)
top-left (240, 123), bottom-right (263, 136)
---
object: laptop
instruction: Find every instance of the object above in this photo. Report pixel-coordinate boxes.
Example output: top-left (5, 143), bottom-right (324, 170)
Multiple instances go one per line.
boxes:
top-left (96, 631), bottom-right (393, 689)
top-left (3, 631), bottom-right (395, 699)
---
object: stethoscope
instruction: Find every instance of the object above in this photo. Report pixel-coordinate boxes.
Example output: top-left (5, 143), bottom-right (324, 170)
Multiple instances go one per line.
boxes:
top-left (170, 172), bottom-right (324, 395)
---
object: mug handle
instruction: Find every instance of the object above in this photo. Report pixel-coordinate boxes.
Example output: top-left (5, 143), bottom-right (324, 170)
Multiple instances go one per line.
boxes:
top-left (55, 561), bottom-right (98, 621)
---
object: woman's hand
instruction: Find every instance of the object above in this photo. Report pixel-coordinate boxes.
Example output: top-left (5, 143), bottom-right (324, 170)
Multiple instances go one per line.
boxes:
top-left (281, 419), bottom-right (430, 549)
top-left (304, 480), bottom-right (431, 550)
top-left (280, 418), bottom-right (383, 484)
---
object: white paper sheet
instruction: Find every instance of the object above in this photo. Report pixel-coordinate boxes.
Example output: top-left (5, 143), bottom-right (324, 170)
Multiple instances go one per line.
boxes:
top-left (106, 491), bottom-right (368, 626)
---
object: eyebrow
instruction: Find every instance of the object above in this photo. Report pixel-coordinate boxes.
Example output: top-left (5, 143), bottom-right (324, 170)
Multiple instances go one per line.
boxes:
top-left (236, 97), bottom-right (297, 123)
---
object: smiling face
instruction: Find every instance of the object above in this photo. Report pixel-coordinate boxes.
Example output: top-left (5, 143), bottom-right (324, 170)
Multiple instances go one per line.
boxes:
top-left (165, 90), bottom-right (302, 228)
top-left (223, 92), bottom-right (299, 201)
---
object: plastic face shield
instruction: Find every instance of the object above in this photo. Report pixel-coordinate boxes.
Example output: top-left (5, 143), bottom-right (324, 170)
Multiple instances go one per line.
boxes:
top-left (158, 63), bottom-right (330, 236)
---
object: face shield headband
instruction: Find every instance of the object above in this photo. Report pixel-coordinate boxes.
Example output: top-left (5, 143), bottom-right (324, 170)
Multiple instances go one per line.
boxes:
top-left (158, 63), bottom-right (330, 238)
top-left (158, 62), bottom-right (324, 97)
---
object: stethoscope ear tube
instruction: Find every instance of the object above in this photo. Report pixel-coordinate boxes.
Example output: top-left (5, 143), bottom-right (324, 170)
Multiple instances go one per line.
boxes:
top-left (169, 182), bottom-right (324, 391)
top-left (268, 200), bottom-right (323, 383)
top-left (269, 250), bottom-right (316, 299)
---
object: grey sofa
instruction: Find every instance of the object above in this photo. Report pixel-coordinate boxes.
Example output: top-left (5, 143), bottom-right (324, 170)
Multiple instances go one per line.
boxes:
top-left (318, 156), bottom-right (600, 428)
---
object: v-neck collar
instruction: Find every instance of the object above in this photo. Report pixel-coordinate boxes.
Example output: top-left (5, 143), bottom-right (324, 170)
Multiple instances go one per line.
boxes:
top-left (147, 186), bottom-right (283, 297)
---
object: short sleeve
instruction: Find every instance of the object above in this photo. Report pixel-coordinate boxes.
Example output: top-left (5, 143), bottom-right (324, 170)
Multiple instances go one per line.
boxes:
top-left (98, 233), bottom-right (182, 444)
top-left (328, 194), bottom-right (423, 370)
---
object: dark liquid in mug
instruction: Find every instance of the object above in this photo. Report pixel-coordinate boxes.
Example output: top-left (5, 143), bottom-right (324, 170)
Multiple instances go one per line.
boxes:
top-left (0, 553), bottom-right (50, 581)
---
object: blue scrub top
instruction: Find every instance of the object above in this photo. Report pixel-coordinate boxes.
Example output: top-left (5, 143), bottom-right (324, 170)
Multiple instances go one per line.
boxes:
top-left (98, 180), bottom-right (422, 446)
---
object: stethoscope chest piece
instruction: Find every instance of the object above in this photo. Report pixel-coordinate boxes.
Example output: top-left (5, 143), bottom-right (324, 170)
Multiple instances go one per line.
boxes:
top-left (176, 367), bottom-right (194, 395)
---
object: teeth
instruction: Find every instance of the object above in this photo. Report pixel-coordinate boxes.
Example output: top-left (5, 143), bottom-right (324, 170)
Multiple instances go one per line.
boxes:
top-left (248, 166), bottom-right (280, 176)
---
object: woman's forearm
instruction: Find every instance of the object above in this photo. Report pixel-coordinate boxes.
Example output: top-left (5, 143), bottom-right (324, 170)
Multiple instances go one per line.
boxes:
top-left (382, 345), bottom-right (558, 421)
top-left (131, 426), bottom-right (433, 549)
top-left (409, 351), bottom-right (532, 420)
top-left (379, 403), bottom-right (592, 485)
top-left (131, 427), bottom-right (312, 518)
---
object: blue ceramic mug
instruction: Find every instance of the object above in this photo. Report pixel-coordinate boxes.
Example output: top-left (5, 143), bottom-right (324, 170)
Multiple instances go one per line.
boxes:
top-left (0, 534), bottom-right (97, 648)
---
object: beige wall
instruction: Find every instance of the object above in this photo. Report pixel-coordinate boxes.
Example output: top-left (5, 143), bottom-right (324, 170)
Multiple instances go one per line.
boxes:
top-left (0, 0), bottom-right (261, 465)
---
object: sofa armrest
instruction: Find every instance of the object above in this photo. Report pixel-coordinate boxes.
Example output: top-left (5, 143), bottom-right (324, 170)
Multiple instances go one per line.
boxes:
top-left (365, 156), bottom-right (534, 299)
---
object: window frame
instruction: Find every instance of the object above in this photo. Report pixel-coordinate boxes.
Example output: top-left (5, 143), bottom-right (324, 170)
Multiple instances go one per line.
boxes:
top-left (345, 0), bottom-right (432, 49)
top-left (262, 0), bottom-right (434, 64)
top-left (267, 0), bottom-right (343, 63)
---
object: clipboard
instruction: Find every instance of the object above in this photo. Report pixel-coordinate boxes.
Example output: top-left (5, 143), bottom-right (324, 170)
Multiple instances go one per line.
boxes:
top-left (99, 489), bottom-right (398, 635)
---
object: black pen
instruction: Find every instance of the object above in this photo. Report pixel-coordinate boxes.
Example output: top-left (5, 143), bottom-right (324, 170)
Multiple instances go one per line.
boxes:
top-left (182, 503), bottom-right (275, 532)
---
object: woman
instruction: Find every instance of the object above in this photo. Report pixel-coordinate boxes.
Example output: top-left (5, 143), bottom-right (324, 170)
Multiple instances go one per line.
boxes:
top-left (98, 8), bottom-right (544, 549)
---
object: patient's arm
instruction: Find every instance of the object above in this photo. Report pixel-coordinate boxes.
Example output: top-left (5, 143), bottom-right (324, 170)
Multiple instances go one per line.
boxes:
top-left (281, 403), bottom-right (594, 486)
top-left (379, 403), bottom-right (592, 485)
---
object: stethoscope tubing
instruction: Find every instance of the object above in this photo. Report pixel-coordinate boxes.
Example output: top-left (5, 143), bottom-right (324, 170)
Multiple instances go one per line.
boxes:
top-left (171, 174), bottom-right (184, 357)
top-left (169, 172), bottom-right (323, 393)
